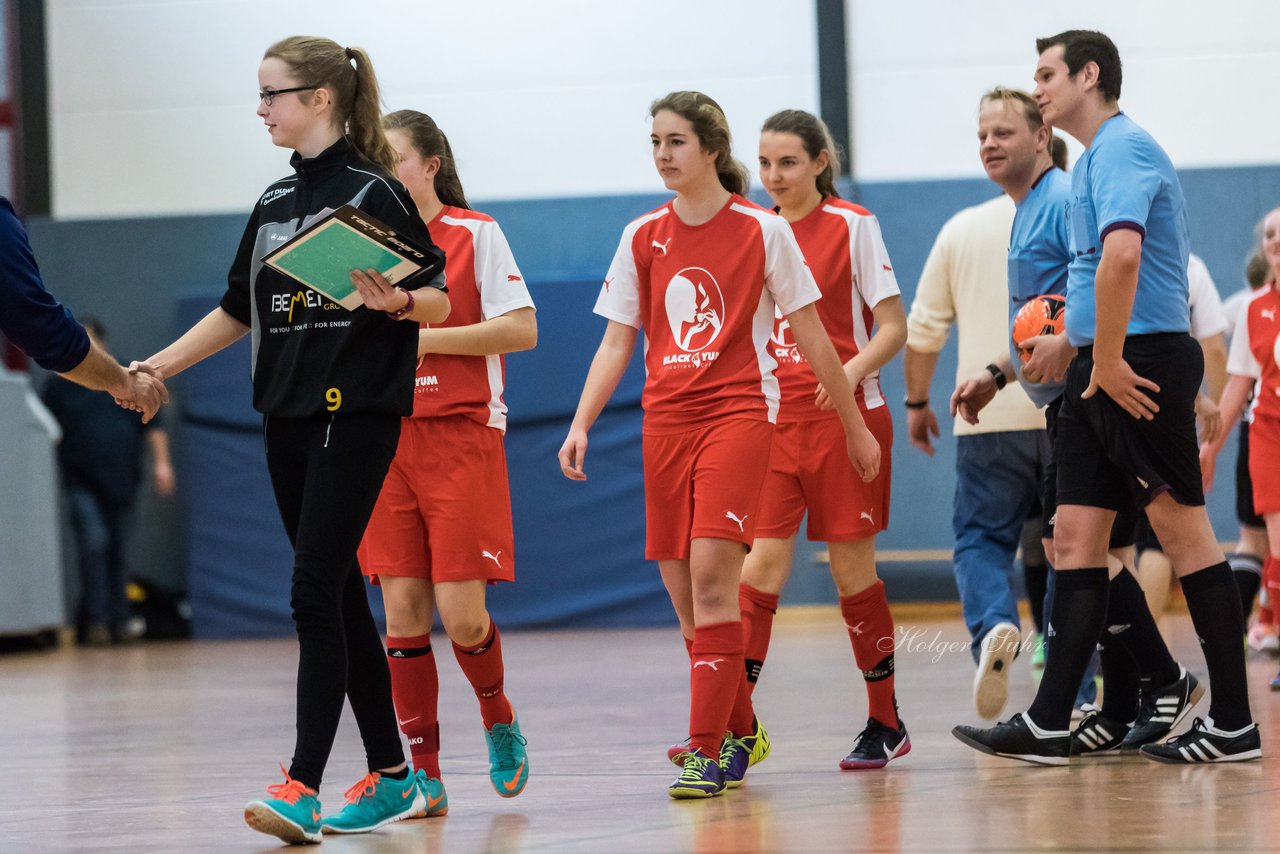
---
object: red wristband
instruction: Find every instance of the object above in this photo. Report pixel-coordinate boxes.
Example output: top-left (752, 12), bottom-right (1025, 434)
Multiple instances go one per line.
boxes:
top-left (387, 288), bottom-right (415, 320)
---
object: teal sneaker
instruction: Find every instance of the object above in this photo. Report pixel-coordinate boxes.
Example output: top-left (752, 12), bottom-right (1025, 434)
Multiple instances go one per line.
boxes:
top-left (321, 771), bottom-right (424, 835)
top-left (485, 713), bottom-right (529, 797)
top-left (412, 769), bottom-right (449, 817)
top-left (718, 736), bottom-right (750, 788)
top-left (244, 766), bottom-right (323, 845)
top-left (668, 748), bottom-right (726, 799)
top-left (740, 716), bottom-right (771, 766)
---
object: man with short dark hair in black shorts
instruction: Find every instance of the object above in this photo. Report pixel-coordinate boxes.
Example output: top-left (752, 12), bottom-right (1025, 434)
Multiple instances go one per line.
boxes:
top-left (953, 29), bottom-right (1259, 764)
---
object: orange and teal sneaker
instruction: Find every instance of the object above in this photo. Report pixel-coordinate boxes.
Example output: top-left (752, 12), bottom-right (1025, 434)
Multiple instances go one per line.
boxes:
top-left (485, 713), bottom-right (529, 797)
top-left (320, 771), bottom-right (423, 834)
top-left (244, 766), bottom-right (323, 845)
top-left (669, 748), bottom-right (726, 799)
top-left (412, 769), bottom-right (449, 817)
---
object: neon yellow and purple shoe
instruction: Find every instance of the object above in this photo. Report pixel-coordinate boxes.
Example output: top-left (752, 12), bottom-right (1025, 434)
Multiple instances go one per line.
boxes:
top-left (668, 748), bottom-right (727, 799)
top-left (740, 716), bottom-right (771, 766)
top-left (321, 771), bottom-right (424, 834)
top-left (244, 766), bottom-right (323, 845)
top-left (412, 769), bottom-right (449, 817)
top-left (718, 736), bottom-right (750, 788)
top-left (485, 713), bottom-right (529, 797)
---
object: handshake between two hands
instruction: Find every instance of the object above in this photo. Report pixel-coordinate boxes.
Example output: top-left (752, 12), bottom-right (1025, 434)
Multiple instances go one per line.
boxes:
top-left (112, 360), bottom-right (168, 424)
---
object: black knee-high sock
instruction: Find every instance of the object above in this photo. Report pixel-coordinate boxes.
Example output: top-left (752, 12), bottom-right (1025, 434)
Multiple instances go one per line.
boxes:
top-left (1181, 562), bottom-right (1252, 731)
top-left (1106, 570), bottom-right (1180, 688)
top-left (1025, 560), bottom-right (1049, 635)
top-left (1027, 568), bottom-right (1109, 731)
top-left (1097, 635), bottom-right (1140, 723)
top-left (1228, 552), bottom-right (1263, 623)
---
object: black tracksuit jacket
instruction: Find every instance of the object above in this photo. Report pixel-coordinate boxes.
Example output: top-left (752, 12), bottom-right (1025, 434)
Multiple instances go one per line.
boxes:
top-left (220, 137), bottom-right (446, 418)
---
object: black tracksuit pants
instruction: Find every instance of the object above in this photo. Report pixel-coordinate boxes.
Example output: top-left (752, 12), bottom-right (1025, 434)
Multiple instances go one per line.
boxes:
top-left (264, 412), bottom-right (404, 789)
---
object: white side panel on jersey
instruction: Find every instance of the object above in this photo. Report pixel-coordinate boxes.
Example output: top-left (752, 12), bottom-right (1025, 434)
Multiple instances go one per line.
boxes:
top-left (1228, 290), bottom-right (1265, 380)
top-left (439, 214), bottom-right (535, 432)
top-left (46, 0), bottom-right (817, 218)
top-left (594, 209), bottom-right (667, 328)
top-left (733, 204), bottom-right (821, 316)
top-left (828, 205), bottom-right (898, 409)
top-left (847, 0), bottom-right (1280, 181)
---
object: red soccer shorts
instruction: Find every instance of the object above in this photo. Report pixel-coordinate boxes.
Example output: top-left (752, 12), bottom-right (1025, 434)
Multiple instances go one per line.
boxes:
top-left (1248, 413), bottom-right (1280, 515)
top-left (359, 415), bottom-right (515, 584)
top-left (642, 418), bottom-right (774, 560)
top-left (754, 406), bottom-right (893, 542)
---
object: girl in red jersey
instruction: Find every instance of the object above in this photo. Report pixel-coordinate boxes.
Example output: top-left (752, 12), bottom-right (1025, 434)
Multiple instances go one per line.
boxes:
top-left (358, 110), bottom-right (538, 810)
top-left (1202, 205), bottom-right (1280, 690)
top-left (724, 110), bottom-right (910, 774)
top-left (558, 91), bottom-right (881, 798)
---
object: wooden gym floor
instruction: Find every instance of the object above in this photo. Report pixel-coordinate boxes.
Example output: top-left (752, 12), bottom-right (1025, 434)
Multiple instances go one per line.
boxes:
top-left (1, 607), bottom-right (1277, 852)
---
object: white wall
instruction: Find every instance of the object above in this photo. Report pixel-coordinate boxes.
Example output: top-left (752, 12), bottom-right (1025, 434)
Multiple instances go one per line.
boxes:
top-left (849, 0), bottom-right (1280, 181)
top-left (47, 0), bottom-right (817, 219)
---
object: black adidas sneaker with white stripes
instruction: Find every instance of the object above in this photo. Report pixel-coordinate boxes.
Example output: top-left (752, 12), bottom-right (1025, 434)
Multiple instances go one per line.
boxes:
top-left (1121, 665), bottom-right (1203, 750)
top-left (1070, 712), bottom-right (1130, 756)
top-left (952, 712), bottom-right (1070, 766)
top-left (1139, 717), bottom-right (1261, 764)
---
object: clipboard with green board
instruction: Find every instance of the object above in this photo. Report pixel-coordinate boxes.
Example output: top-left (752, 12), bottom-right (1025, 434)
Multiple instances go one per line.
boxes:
top-left (261, 205), bottom-right (446, 311)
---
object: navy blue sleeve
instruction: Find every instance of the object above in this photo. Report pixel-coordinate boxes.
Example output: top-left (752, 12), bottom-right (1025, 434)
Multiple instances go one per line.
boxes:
top-left (0, 197), bottom-right (90, 372)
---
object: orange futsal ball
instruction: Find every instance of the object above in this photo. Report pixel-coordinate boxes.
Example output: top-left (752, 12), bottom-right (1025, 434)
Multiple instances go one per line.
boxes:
top-left (1011, 294), bottom-right (1066, 362)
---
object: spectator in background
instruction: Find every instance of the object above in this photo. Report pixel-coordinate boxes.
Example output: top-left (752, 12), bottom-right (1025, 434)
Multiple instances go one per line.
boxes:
top-left (0, 196), bottom-right (166, 419)
top-left (903, 152), bottom-right (1068, 720)
top-left (41, 319), bottom-right (176, 645)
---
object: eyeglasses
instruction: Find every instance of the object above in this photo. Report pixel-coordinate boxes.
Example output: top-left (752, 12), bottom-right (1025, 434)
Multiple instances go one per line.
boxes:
top-left (258, 86), bottom-right (317, 106)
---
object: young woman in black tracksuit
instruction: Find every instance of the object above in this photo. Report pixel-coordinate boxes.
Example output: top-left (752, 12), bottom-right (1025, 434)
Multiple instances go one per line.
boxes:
top-left (138, 36), bottom-right (449, 844)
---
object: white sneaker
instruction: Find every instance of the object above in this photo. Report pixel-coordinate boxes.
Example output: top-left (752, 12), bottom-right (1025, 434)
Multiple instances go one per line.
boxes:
top-left (1247, 622), bottom-right (1279, 656)
top-left (974, 622), bottom-right (1020, 720)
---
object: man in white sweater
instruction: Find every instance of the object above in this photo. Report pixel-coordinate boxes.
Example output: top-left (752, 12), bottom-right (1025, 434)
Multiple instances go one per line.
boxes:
top-left (903, 192), bottom-right (1048, 719)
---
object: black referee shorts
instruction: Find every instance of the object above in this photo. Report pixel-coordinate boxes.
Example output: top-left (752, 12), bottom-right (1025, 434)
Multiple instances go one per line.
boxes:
top-left (1056, 332), bottom-right (1205, 513)
top-left (1044, 395), bottom-right (1140, 547)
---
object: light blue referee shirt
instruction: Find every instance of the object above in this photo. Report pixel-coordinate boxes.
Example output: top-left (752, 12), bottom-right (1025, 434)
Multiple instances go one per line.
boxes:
top-left (1008, 167), bottom-right (1072, 408)
top-left (1065, 113), bottom-right (1191, 346)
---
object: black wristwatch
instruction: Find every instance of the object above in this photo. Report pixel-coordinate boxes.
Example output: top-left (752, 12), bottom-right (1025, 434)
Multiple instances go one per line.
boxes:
top-left (904, 398), bottom-right (929, 410)
top-left (986, 363), bottom-right (1008, 390)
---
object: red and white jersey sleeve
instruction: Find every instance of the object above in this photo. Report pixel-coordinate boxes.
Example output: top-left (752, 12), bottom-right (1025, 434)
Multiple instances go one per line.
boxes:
top-left (1236, 285), bottom-right (1280, 422)
top-left (592, 195), bottom-right (819, 431)
top-left (768, 198), bottom-right (900, 421)
top-left (412, 206), bottom-right (535, 432)
top-left (1231, 284), bottom-right (1280, 423)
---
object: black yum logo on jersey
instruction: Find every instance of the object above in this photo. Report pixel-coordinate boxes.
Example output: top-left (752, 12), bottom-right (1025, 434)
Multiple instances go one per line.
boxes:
top-left (662, 267), bottom-right (723, 369)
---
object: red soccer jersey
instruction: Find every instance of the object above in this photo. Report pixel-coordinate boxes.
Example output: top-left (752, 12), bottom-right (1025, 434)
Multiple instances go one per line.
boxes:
top-left (412, 206), bottom-right (535, 431)
top-left (593, 194), bottom-right (821, 432)
top-left (768, 198), bottom-right (899, 422)
top-left (1229, 283), bottom-right (1280, 423)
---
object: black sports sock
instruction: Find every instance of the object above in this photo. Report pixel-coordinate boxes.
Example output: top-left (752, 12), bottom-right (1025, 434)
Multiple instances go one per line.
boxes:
top-left (1181, 562), bottom-right (1252, 731)
top-left (377, 766), bottom-right (410, 780)
top-left (1228, 552), bottom-right (1263, 621)
top-left (1027, 568), bottom-right (1109, 731)
top-left (1025, 560), bottom-right (1048, 635)
top-left (1097, 634), bottom-right (1140, 723)
top-left (1106, 569), bottom-right (1180, 687)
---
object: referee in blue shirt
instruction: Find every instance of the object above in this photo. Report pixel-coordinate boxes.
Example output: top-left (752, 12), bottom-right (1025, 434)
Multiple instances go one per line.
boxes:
top-left (951, 86), bottom-right (1198, 758)
top-left (954, 30), bottom-right (1259, 765)
top-left (0, 197), bottom-right (166, 420)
